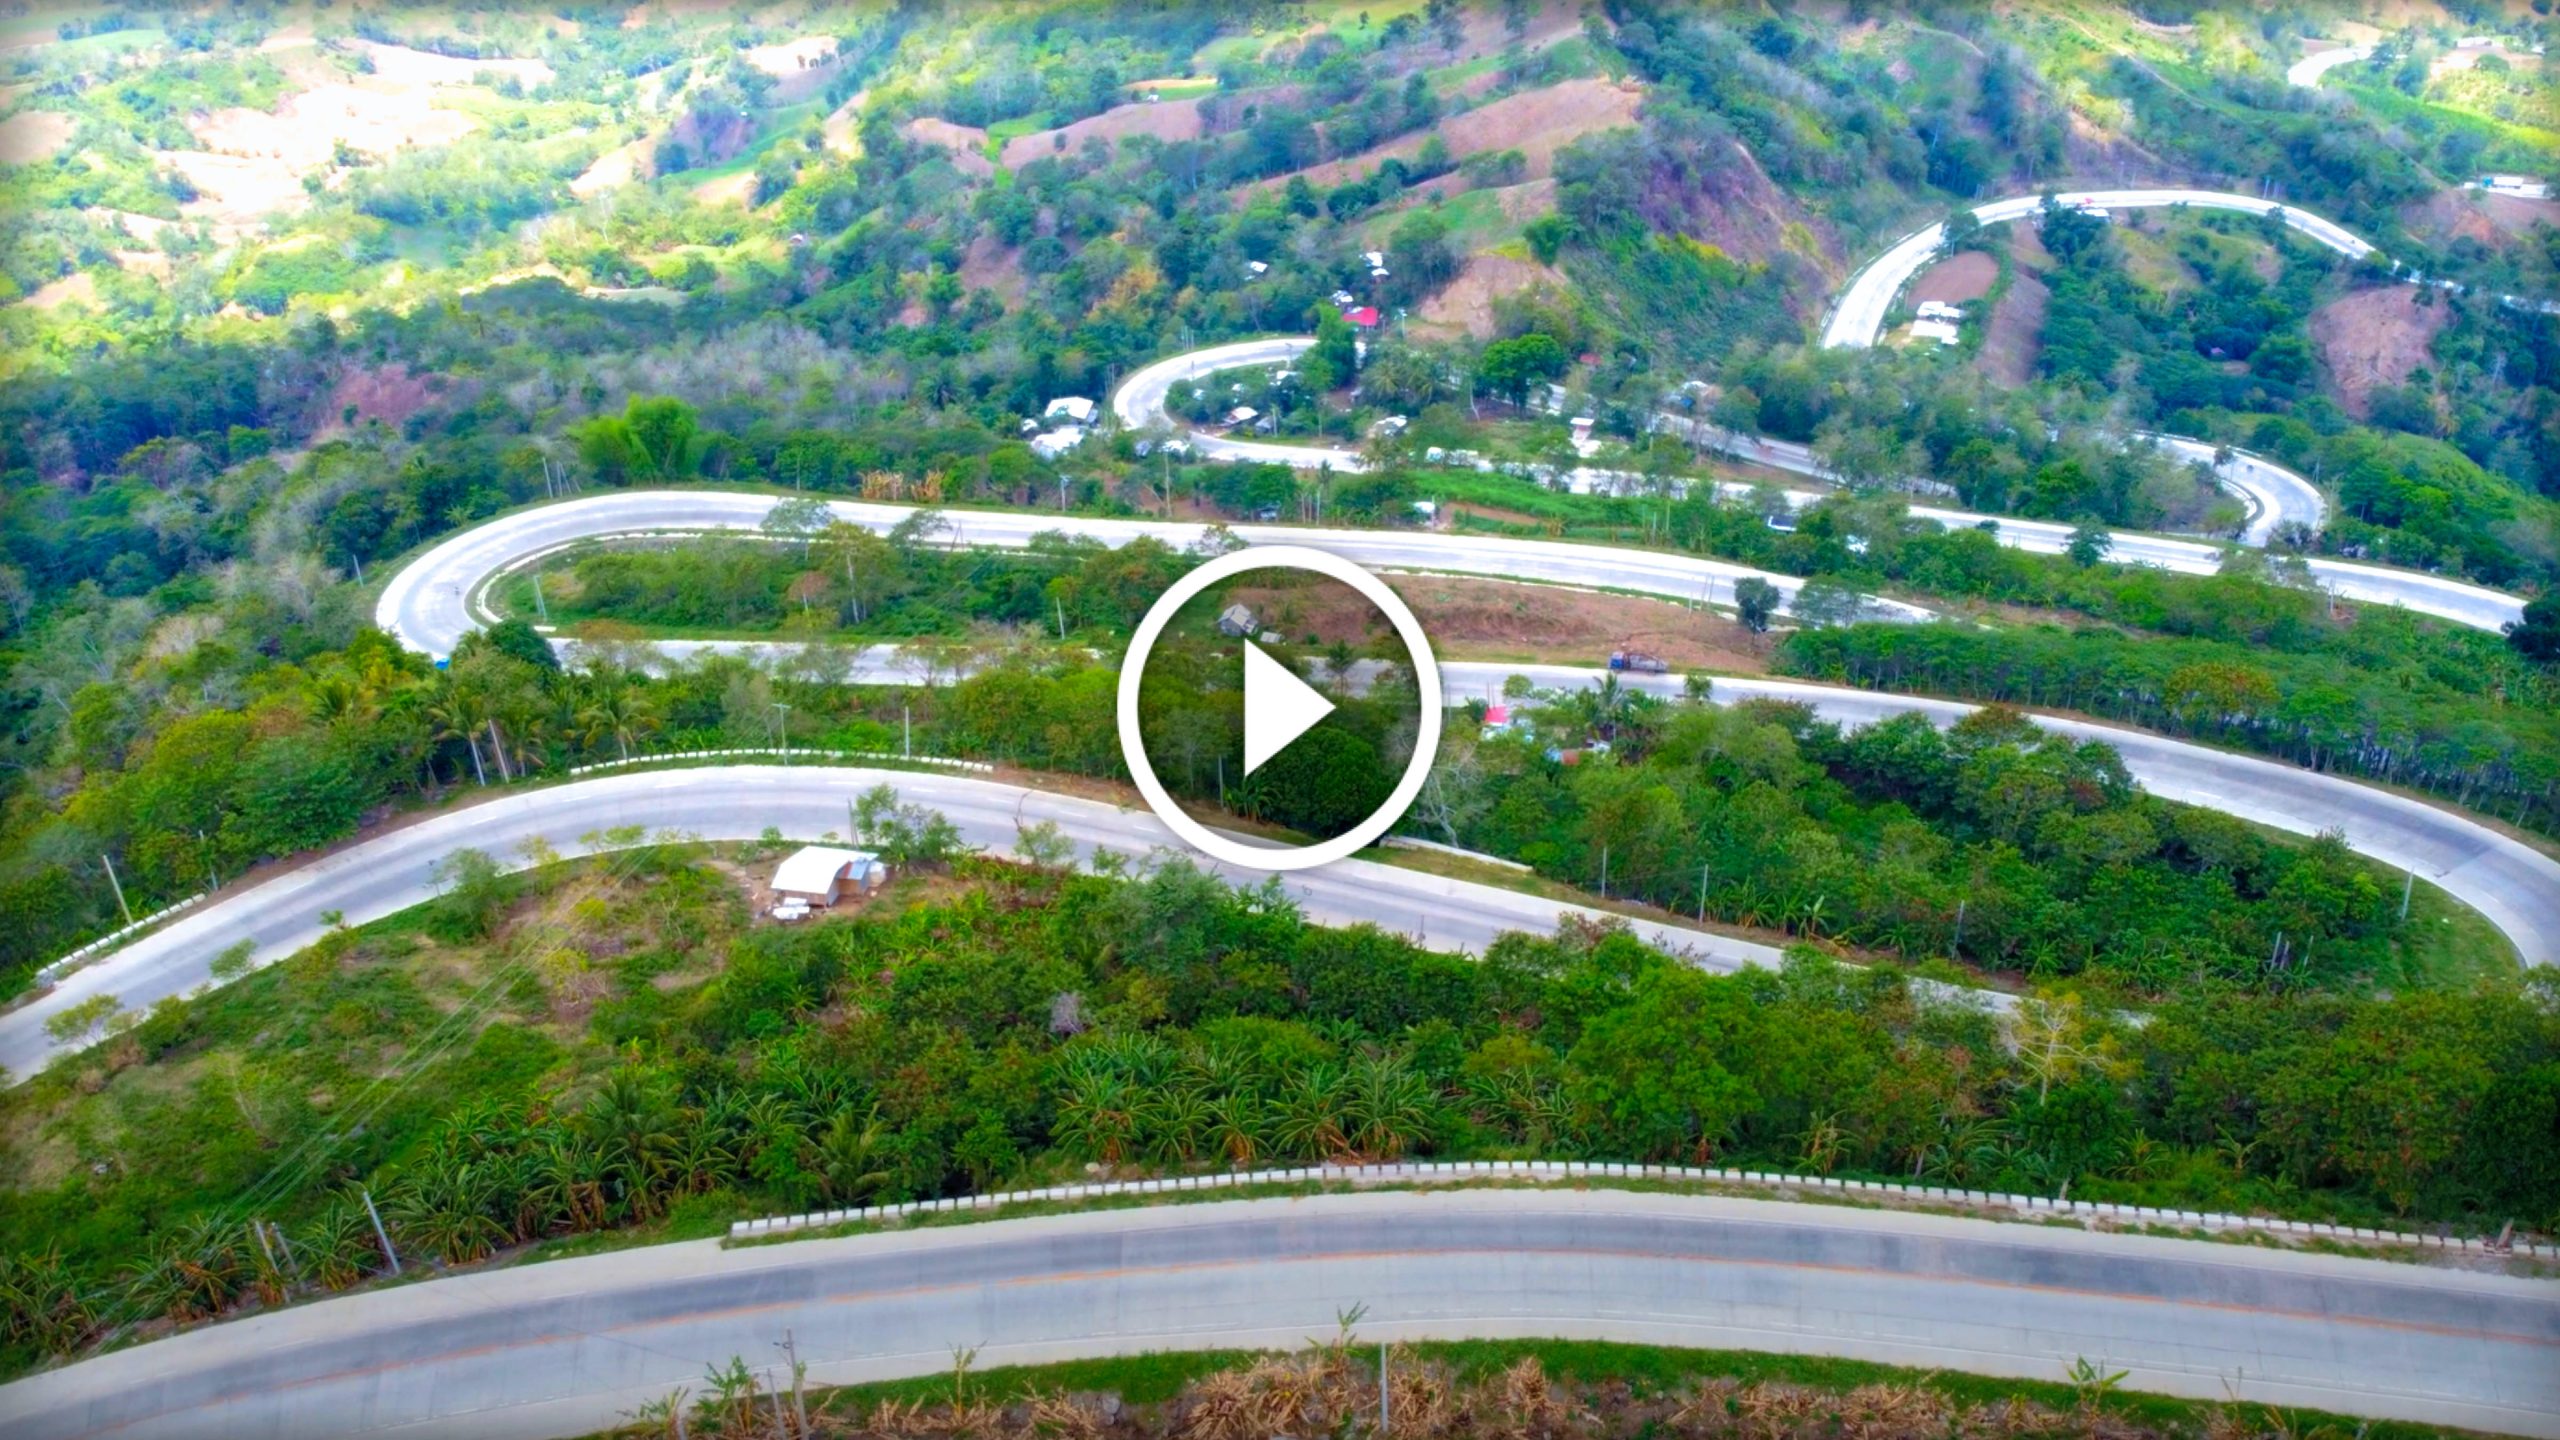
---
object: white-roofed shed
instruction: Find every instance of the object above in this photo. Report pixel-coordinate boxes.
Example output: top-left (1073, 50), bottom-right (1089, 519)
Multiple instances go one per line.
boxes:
top-left (771, 846), bottom-right (887, 905)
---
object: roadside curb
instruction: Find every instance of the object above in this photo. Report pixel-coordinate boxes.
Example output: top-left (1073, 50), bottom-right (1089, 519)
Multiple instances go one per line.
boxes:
top-left (729, 1158), bottom-right (2548, 1259)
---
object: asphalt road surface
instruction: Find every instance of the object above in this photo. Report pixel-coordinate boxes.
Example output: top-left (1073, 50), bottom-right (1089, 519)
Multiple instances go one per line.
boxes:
top-left (1822, 188), bottom-right (2375, 352)
top-left (0, 765), bottom-right (1782, 1081)
top-left (1463, 666), bottom-right (2560, 970)
top-left (1111, 335), bottom-right (1364, 469)
top-left (374, 489), bottom-right (1929, 660)
top-left (365, 491), bottom-right (2558, 957)
top-left (5, 1189), bottom-right (2553, 1440)
top-left (1121, 339), bottom-right (2516, 631)
top-left (2288, 43), bottom-right (2373, 86)
top-left (16, 646), bottom-right (2558, 1079)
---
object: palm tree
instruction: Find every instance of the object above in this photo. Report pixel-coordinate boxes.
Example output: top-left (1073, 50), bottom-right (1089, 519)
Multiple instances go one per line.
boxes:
top-left (392, 1162), bottom-right (507, 1265)
top-left (1584, 673), bottom-right (1632, 740)
top-left (667, 1118), bottom-right (738, 1199)
top-left (575, 674), bottom-right (660, 763)
top-left (585, 1068), bottom-right (682, 1219)
top-left (814, 1106), bottom-right (893, 1205)
top-left (1273, 1068), bottom-right (1349, 1161)
top-left (424, 687), bottom-right (493, 786)
top-left (308, 673), bottom-right (380, 730)
top-left (1139, 1084), bottom-right (1210, 1165)
top-left (301, 1196), bottom-right (385, 1291)
top-left (1206, 1094), bottom-right (1266, 1169)
top-left (524, 1132), bottom-right (613, 1235)
top-left (1055, 1070), bottom-right (1140, 1167)
top-left (126, 1218), bottom-right (247, 1323)
top-left (1341, 1054), bottom-right (1436, 1161)
top-left (0, 1248), bottom-right (98, 1356)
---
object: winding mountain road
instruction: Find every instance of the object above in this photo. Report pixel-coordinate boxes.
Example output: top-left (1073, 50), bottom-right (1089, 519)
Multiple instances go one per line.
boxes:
top-left (376, 489), bottom-right (1931, 663)
top-left (0, 765), bottom-right (1784, 1082)
top-left (1821, 189), bottom-right (2374, 353)
top-left (4, 1189), bottom-right (2553, 1440)
top-left (2288, 43), bottom-right (2373, 87)
top-left (1115, 338), bottom-right (2520, 631)
top-left (360, 493), bottom-right (2560, 975)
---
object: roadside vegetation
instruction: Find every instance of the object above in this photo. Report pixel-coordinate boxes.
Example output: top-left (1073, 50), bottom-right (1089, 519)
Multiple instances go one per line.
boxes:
top-left (0, 3), bottom-right (2554, 1407)
top-left (5, 843), bottom-right (2554, 1378)
top-left (2, 2), bottom-right (2554, 985)
top-left (586, 1338), bottom-right (2496, 1440)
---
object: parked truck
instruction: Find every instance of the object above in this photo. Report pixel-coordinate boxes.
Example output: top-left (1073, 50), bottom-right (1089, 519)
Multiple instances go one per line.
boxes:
top-left (1607, 649), bottom-right (1669, 674)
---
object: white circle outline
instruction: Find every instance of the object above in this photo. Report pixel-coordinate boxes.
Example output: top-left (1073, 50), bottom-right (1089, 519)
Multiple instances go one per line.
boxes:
top-left (1116, 545), bottom-right (1442, 872)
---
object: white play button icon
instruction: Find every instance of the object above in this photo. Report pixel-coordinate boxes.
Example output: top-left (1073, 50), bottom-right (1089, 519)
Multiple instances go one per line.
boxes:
top-left (1242, 639), bottom-right (1335, 775)
top-left (1117, 544), bottom-right (1442, 872)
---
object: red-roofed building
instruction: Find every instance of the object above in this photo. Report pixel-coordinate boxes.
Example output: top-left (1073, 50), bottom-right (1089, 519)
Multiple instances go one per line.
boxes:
top-left (1343, 305), bottom-right (1380, 328)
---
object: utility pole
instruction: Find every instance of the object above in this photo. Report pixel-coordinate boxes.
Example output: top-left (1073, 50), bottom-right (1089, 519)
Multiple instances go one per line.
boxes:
top-left (771, 701), bottom-right (793, 763)
top-left (1951, 899), bottom-right (1967, 954)
top-left (100, 852), bottom-right (133, 928)
top-left (360, 1187), bottom-right (401, 1277)
top-left (351, 553), bottom-right (364, 586)
top-left (1697, 860), bottom-right (1710, 923)
top-left (901, 704), bottom-right (911, 759)
top-left (486, 719), bottom-right (511, 781)
top-left (1379, 1341), bottom-right (1391, 1434)
top-left (2401, 870), bottom-right (2415, 922)
top-left (1055, 594), bottom-right (1067, 640)
top-left (532, 574), bottom-right (549, 623)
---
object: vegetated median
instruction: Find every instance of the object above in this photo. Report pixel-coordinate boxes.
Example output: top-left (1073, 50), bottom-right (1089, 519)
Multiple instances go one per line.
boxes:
top-left (5, 843), bottom-right (2551, 1382)
top-left (575, 1337), bottom-right (2505, 1440)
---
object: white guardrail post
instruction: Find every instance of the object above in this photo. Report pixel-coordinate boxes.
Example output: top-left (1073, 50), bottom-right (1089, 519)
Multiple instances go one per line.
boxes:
top-left (725, 1159), bottom-right (2522, 1254)
top-left (31, 891), bottom-right (210, 987)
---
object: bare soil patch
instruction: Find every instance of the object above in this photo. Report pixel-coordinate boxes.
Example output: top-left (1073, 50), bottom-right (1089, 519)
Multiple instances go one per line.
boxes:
top-left (18, 271), bottom-right (96, 310)
top-left (690, 169), bottom-right (756, 208)
top-left (1418, 0), bottom-right (1585, 68)
top-left (1271, 76), bottom-right (1643, 194)
top-left (2311, 286), bottom-right (2448, 419)
top-left (2481, 193), bottom-right (2560, 237)
top-left (903, 117), bottom-right (991, 176)
top-left (819, 93), bottom-right (865, 155)
top-left (1907, 249), bottom-right (1997, 306)
top-left (1973, 226), bottom-right (2048, 386)
top-left (745, 36), bottom-right (838, 105)
top-left (325, 363), bottom-right (436, 432)
top-left (354, 41), bottom-right (552, 89)
top-left (1417, 252), bottom-right (1570, 338)
top-left (1230, 573), bottom-right (1767, 676)
top-left (957, 232), bottom-right (1027, 308)
top-left (0, 108), bottom-right (71, 164)
top-left (572, 134), bottom-right (653, 197)
top-left (1000, 96), bottom-right (1204, 169)
top-left (165, 150), bottom-right (312, 224)
top-left (2432, 41), bottom-right (2530, 78)
top-left (192, 83), bottom-right (477, 171)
